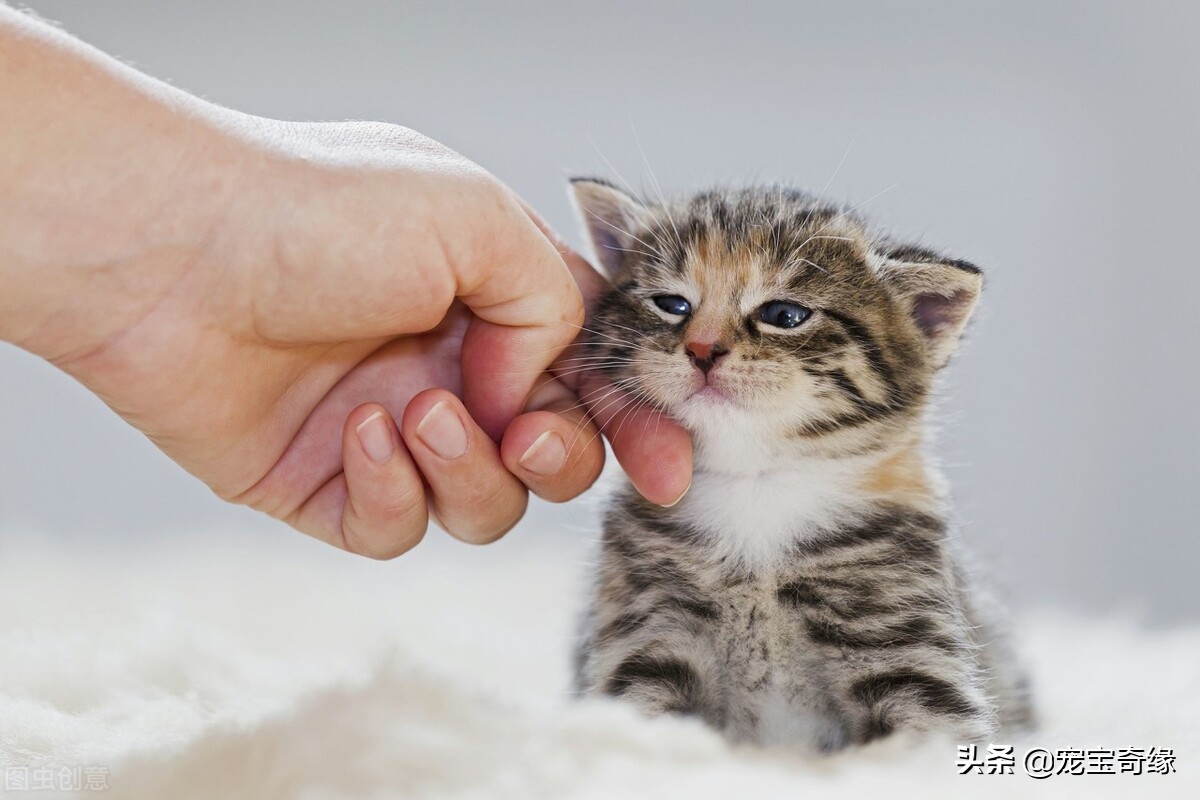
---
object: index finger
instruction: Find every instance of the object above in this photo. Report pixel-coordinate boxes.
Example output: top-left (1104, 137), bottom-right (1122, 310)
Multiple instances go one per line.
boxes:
top-left (518, 199), bottom-right (608, 304)
top-left (453, 184), bottom-right (585, 440)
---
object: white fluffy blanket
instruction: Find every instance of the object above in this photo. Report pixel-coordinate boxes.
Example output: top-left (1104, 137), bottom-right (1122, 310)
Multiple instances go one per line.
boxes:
top-left (1, 526), bottom-right (1196, 799)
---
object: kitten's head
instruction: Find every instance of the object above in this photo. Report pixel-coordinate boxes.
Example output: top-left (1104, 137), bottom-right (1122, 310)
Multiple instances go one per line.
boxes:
top-left (570, 179), bottom-right (982, 460)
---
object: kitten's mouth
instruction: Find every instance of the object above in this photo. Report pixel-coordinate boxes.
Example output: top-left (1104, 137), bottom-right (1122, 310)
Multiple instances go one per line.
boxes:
top-left (688, 383), bottom-right (734, 404)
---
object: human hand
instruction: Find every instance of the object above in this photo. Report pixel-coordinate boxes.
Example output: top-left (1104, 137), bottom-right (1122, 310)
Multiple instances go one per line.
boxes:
top-left (0, 10), bottom-right (692, 557)
top-left (214, 122), bottom-right (695, 555)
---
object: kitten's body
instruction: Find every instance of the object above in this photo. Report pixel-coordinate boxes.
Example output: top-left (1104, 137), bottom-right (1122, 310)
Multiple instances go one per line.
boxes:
top-left (570, 181), bottom-right (1032, 749)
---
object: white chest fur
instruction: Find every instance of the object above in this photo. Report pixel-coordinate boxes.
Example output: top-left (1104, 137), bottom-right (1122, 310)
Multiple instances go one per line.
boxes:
top-left (673, 457), bottom-right (868, 571)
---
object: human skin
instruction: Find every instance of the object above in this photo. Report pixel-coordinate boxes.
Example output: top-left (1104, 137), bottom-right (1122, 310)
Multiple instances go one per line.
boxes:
top-left (0, 7), bottom-right (692, 558)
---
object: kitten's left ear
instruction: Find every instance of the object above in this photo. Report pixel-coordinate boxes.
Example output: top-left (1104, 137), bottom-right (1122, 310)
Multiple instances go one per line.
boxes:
top-left (874, 246), bottom-right (983, 369)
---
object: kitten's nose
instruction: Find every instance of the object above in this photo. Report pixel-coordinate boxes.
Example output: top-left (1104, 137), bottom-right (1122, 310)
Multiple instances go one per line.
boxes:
top-left (685, 341), bottom-right (729, 375)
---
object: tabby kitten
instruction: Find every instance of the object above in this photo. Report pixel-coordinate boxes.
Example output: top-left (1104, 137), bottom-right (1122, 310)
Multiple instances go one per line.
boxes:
top-left (570, 178), bottom-right (1031, 751)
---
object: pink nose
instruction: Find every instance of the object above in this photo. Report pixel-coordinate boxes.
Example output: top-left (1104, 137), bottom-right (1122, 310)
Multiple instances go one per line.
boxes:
top-left (685, 341), bottom-right (729, 375)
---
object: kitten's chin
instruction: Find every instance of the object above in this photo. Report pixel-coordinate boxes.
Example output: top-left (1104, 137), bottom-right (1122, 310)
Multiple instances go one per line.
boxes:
top-left (673, 384), bottom-right (743, 421)
top-left (671, 386), bottom-right (754, 433)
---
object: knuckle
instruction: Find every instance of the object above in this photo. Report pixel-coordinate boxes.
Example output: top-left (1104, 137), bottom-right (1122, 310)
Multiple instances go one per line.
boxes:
top-left (459, 509), bottom-right (523, 546)
top-left (537, 452), bottom-right (603, 504)
top-left (461, 474), bottom-right (519, 515)
top-left (343, 483), bottom-right (428, 560)
top-left (563, 286), bottom-right (586, 329)
top-left (404, 268), bottom-right (456, 330)
top-left (344, 513), bottom-right (427, 561)
top-left (372, 476), bottom-right (427, 522)
top-left (443, 481), bottom-right (527, 544)
top-left (316, 121), bottom-right (446, 159)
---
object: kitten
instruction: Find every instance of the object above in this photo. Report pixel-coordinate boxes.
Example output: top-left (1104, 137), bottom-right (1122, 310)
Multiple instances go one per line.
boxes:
top-left (569, 178), bottom-right (1032, 750)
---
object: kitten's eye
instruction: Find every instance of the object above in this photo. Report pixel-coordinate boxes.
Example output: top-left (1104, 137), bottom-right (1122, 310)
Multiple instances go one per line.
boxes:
top-left (652, 295), bottom-right (692, 316)
top-left (757, 301), bottom-right (811, 329)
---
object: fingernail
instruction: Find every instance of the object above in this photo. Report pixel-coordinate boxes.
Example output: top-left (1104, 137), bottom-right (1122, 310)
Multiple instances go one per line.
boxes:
top-left (417, 401), bottom-right (469, 459)
top-left (660, 479), bottom-right (692, 508)
top-left (518, 431), bottom-right (567, 476)
top-left (356, 411), bottom-right (394, 464)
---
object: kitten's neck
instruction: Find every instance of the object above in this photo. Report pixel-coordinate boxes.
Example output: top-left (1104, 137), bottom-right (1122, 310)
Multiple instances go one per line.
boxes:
top-left (675, 426), bottom-right (944, 571)
top-left (690, 429), bottom-right (941, 508)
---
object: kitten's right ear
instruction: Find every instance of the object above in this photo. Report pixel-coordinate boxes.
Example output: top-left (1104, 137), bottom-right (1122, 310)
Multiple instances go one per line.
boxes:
top-left (569, 178), bottom-right (650, 276)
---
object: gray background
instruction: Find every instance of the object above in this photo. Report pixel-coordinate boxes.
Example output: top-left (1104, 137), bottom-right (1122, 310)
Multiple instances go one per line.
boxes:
top-left (2, 1), bottom-right (1197, 621)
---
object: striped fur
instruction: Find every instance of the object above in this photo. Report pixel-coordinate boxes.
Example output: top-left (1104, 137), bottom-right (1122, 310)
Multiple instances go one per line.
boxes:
top-left (570, 180), bottom-right (1033, 749)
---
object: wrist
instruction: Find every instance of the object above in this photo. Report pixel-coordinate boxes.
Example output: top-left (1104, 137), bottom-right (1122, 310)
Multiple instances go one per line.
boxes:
top-left (0, 7), bottom-right (254, 363)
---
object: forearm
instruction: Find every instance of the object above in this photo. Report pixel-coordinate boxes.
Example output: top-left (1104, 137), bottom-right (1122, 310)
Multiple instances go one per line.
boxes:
top-left (0, 6), bottom-right (247, 362)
